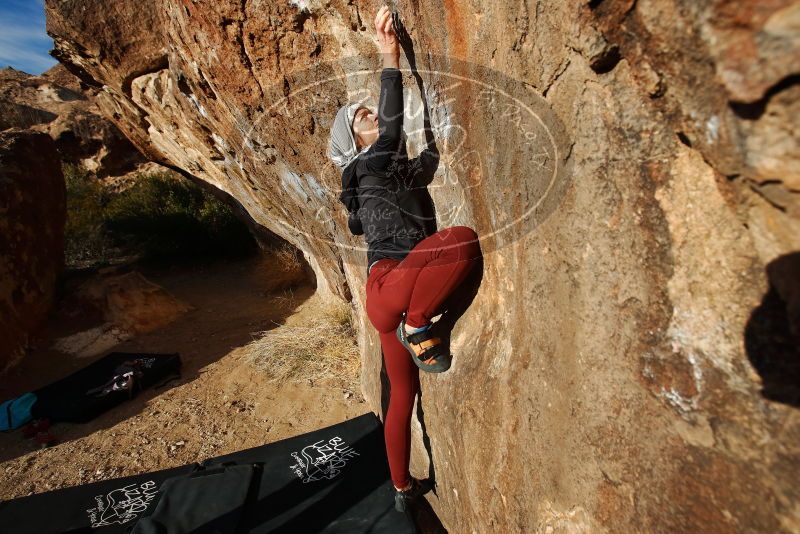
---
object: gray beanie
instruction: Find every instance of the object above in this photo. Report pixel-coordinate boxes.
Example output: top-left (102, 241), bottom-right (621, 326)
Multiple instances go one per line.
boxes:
top-left (328, 102), bottom-right (369, 171)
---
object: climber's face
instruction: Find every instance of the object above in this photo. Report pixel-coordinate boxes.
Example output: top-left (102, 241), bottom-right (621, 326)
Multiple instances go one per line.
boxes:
top-left (352, 106), bottom-right (379, 149)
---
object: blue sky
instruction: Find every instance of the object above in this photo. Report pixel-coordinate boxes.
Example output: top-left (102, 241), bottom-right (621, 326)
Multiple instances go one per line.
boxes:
top-left (0, 0), bottom-right (57, 74)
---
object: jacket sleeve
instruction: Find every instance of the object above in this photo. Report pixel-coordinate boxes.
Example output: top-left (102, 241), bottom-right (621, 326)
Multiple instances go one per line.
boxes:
top-left (408, 144), bottom-right (440, 187)
top-left (363, 68), bottom-right (404, 173)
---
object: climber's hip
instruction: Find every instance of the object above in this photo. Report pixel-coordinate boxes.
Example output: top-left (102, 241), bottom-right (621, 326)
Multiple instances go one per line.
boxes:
top-left (365, 226), bottom-right (480, 334)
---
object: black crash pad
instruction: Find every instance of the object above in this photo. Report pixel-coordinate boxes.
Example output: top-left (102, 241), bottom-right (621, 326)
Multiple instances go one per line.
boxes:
top-left (0, 413), bottom-right (417, 534)
top-left (31, 352), bottom-right (181, 424)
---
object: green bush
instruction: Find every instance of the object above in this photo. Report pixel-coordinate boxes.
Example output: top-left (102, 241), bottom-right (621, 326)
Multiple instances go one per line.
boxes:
top-left (64, 163), bottom-right (114, 266)
top-left (64, 164), bottom-right (256, 267)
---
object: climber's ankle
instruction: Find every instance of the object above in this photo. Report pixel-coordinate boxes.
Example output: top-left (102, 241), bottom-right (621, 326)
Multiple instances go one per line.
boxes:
top-left (404, 321), bottom-right (431, 335)
top-left (394, 479), bottom-right (412, 492)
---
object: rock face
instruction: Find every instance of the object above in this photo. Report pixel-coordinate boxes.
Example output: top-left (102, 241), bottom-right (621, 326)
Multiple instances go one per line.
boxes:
top-left (0, 131), bottom-right (66, 371)
top-left (45, 0), bottom-right (799, 531)
top-left (0, 65), bottom-right (163, 371)
top-left (0, 65), bottom-right (158, 181)
top-left (52, 271), bottom-right (192, 359)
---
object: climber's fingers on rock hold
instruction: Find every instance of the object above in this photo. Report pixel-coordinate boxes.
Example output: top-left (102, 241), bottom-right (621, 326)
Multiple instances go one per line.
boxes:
top-left (374, 6), bottom-right (398, 53)
top-left (384, 13), bottom-right (396, 40)
top-left (375, 6), bottom-right (390, 34)
top-left (378, 9), bottom-right (395, 37)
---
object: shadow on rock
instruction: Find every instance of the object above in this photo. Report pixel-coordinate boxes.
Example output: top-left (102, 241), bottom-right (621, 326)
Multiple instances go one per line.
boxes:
top-left (745, 251), bottom-right (800, 407)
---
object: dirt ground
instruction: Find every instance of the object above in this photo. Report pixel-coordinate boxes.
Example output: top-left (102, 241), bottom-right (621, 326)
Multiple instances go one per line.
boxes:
top-left (0, 254), bottom-right (369, 499)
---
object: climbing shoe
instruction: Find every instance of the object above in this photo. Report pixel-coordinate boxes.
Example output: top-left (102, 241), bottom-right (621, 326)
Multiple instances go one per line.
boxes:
top-left (397, 315), bottom-right (452, 373)
top-left (394, 477), bottom-right (430, 512)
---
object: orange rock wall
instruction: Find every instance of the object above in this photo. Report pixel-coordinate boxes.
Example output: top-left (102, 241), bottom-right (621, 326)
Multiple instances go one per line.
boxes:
top-left (0, 131), bottom-right (66, 371)
top-left (45, 1), bottom-right (799, 531)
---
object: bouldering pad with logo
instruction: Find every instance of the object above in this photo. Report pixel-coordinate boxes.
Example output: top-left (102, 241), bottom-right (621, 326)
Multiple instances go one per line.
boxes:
top-left (31, 352), bottom-right (181, 424)
top-left (0, 413), bottom-right (417, 534)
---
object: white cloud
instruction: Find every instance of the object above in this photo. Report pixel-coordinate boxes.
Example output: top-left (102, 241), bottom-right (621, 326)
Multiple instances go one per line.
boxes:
top-left (0, 45), bottom-right (55, 74)
top-left (0, 25), bottom-right (52, 44)
top-left (0, 1), bottom-right (57, 74)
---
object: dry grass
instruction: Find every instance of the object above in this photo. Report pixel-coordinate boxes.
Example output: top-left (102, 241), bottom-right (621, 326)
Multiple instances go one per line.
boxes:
top-left (274, 243), bottom-right (303, 273)
top-left (272, 287), bottom-right (298, 308)
top-left (243, 300), bottom-right (361, 391)
top-left (259, 244), bottom-right (309, 294)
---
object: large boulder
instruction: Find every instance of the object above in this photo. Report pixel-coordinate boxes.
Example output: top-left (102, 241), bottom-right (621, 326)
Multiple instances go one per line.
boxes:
top-left (51, 271), bottom-right (192, 359)
top-left (0, 65), bottom-right (159, 181)
top-left (45, 0), bottom-right (799, 531)
top-left (0, 130), bottom-right (66, 371)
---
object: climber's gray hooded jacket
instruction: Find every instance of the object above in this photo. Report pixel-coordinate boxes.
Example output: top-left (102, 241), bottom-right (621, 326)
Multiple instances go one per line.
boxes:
top-left (329, 68), bottom-right (439, 274)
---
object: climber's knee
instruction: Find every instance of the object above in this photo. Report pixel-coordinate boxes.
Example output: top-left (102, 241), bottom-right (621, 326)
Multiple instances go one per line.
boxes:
top-left (454, 225), bottom-right (478, 241)
top-left (450, 226), bottom-right (480, 258)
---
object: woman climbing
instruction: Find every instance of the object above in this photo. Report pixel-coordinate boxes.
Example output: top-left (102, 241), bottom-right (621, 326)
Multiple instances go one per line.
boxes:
top-left (327, 6), bottom-right (481, 513)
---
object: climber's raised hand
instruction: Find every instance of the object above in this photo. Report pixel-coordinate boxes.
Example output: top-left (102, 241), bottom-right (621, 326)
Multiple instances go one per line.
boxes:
top-left (375, 5), bottom-right (399, 69)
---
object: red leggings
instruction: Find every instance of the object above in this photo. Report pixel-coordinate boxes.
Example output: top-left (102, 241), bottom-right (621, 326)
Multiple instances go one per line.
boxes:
top-left (365, 226), bottom-right (481, 488)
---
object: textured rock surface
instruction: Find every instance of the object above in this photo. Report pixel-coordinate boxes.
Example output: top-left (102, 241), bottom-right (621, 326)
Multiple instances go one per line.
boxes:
top-left (0, 65), bottom-right (158, 181)
top-left (51, 271), bottom-right (192, 359)
top-left (0, 131), bottom-right (66, 371)
top-left (0, 65), bottom-right (160, 371)
top-left (45, 0), bottom-right (799, 531)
